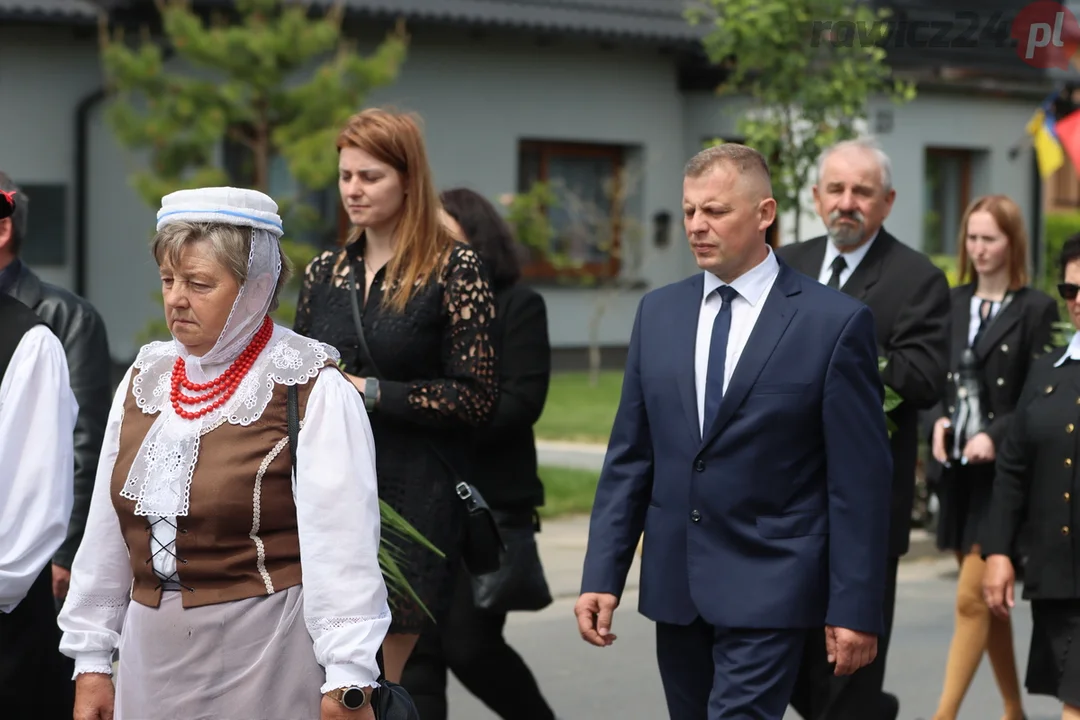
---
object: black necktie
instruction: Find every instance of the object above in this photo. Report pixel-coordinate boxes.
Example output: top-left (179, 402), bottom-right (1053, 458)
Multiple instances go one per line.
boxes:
top-left (704, 285), bottom-right (740, 435)
top-left (827, 255), bottom-right (847, 289)
top-left (971, 299), bottom-right (994, 348)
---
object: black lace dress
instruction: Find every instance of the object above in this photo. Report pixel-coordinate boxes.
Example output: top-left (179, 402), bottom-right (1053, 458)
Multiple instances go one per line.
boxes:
top-left (294, 239), bottom-right (498, 633)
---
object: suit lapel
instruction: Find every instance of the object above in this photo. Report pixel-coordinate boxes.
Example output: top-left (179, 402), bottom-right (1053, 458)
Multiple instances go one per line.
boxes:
top-left (702, 262), bottom-right (801, 448)
top-left (675, 274), bottom-right (705, 444)
top-left (840, 230), bottom-right (892, 300)
top-left (951, 284), bottom-right (975, 360)
top-left (973, 291), bottom-right (1021, 359)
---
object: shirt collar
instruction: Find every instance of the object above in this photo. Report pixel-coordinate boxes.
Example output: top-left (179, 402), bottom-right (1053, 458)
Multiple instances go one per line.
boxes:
top-left (702, 246), bottom-right (779, 306)
top-left (822, 228), bottom-right (880, 275)
top-left (0, 258), bottom-right (21, 296)
top-left (1055, 331), bottom-right (1080, 367)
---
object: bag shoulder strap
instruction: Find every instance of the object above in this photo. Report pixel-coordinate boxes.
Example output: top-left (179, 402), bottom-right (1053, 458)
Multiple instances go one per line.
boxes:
top-left (347, 263), bottom-right (383, 380)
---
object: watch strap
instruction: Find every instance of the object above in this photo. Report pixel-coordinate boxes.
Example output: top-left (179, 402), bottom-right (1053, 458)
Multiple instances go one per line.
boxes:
top-left (363, 377), bottom-right (379, 411)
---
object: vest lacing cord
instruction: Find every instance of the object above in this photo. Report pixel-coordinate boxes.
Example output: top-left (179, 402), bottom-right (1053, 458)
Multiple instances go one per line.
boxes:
top-left (147, 516), bottom-right (194, 593)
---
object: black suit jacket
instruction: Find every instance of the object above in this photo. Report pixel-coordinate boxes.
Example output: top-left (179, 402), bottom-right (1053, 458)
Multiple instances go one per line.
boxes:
top-left (777, 229), bottom-right (951, 556)
top-left (983, 349), bottom-right (1080, 599)
top-left (941, 284), bottom-right (1059, 450)
top-left (472, 282), bottom-right (551, 511)
top-left (5, 262), bottom-right (111, 569)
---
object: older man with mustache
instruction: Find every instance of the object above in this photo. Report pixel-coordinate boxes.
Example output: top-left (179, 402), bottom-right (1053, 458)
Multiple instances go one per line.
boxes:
top-left (778, 137), bottom-right (951, 720)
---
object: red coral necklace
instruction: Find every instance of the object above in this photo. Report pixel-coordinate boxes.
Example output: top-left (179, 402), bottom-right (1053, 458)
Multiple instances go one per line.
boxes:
top-left (170, 315), bottom-right (274, 420)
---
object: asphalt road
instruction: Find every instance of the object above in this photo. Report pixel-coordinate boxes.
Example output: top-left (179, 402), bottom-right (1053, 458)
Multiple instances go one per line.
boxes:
top-left (446, 556), bottom-right (1064, 720)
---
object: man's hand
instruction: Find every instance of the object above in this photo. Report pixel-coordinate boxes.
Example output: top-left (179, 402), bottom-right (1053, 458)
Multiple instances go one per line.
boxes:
top-left (52, 563), bottom-right (71, 601)
top-left (320, 694), bottom-right (375, 720)
top-left (575, 592), bottom-right (619, 647)
top-left (825, 626), bottom-right (878, 676)
top-left (962, 432), bottom-right (996, 464)
top-left (983, 554), bottom-right (1016, 620)
top-left (73, 672), bottom-right (115, 720)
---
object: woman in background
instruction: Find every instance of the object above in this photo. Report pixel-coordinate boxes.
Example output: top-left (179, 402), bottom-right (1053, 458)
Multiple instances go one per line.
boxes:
top-left (294, 110), bottom-right (498, 682)
top-left (928, 194), bottom-right (1058, 720)
top-left (403, 187), bottom-right (557, 720)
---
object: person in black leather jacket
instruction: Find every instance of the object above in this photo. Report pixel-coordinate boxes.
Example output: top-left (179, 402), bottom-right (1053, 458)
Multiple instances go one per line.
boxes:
top-left (0, 172), bottom-right (111, 605)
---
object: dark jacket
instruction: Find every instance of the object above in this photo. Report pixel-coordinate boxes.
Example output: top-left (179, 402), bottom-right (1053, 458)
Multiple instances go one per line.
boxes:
top-left (941, 283), bottom-right (1060, 450)
top-left (5, 262), bottom-right (111, 569)
top-left (984, 348), bottom-right (1080, 599)
top-left (472, 282), bottom-right (550, 511)
top-left (777, 229), bottom-right (951, 557)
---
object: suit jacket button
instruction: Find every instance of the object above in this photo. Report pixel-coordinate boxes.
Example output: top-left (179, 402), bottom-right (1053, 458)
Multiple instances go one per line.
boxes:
top-left (1001, 343), bottom-right (1009, 353)
top-left (996, 378), bottom-right (1005, 386)
top-left (1067, 458), bottom-right (1073, 468)
top-left (691, 510), bottom-right (701, 522)
top-left (1065, 492), bottom-right (1071, 501)
top-left (694, 460), bottom-right (705, 472)
top-left (1069, 424), bottom-right (1075, 434)
top-left (1064, 526), bottom-right (1071, 536)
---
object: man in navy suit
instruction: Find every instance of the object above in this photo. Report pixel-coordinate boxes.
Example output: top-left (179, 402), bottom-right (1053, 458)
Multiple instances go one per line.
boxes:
top-left (575, 143), bottom-right (894, 719)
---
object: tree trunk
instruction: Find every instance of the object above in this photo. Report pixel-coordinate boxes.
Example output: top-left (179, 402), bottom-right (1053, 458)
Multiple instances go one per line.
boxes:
top-left (252, 99), bottom-right (271, 194)
top-left (588, 288), bottom-right (615, 387)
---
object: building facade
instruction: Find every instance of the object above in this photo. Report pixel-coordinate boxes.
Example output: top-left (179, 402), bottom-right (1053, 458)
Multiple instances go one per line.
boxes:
top-left (0, 0), bottom-right (1053, 365)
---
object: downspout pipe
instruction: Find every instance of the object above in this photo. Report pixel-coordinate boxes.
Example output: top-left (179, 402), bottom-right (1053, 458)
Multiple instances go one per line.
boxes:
top-left (74, 87), bottom-right (106, 298)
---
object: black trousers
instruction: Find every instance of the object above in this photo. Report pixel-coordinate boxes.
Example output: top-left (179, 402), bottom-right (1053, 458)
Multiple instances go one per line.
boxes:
top-left (0, 565), bottom-right (75, 719)
top-left (789, 556), bottom-right (900, 720)
top-left (400, 562), bottom-right (556, 720)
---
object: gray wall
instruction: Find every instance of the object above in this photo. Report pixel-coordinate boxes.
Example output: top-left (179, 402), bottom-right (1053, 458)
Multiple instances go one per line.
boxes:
top-left (684, 88), bottom-right (1038, 255)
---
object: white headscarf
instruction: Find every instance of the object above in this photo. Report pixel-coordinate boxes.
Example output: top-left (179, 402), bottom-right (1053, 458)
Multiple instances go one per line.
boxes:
top-left (120, 187), bottom-right (289, 517)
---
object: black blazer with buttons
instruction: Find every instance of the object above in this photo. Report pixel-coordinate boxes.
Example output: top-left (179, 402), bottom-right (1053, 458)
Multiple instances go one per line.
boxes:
top-left (942, 283), bottom-right (1059, 451)
top-left (984, 347), bottom-right (1080, 599)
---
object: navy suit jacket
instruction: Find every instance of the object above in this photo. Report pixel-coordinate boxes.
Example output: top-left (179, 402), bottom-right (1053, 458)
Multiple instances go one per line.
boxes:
top-left (580, 258), bottom-right (894, 636)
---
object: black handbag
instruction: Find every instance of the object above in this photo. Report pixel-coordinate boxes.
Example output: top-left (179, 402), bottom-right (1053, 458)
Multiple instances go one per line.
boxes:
top-left (287, 387), bottom-right (420, 720)
top-left (345, 264), bottom-right (504, 577)
top-left (470, 509), bottom-right (553, 613)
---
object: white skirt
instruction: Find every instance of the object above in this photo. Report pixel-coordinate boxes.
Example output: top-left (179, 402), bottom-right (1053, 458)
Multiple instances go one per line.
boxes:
top-left (115, 585), bottom-right (323, 720)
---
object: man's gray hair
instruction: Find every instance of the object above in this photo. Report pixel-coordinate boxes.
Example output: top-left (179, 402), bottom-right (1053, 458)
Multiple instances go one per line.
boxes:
top-left (151, 220), bottom-right (292, 312)
top-left (816, 137), bottom-right (893, 193)
top-left (0, 171), bottom-right (28, 255)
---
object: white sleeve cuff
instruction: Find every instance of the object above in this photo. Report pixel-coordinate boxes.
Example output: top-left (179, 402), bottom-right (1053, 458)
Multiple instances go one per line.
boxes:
top-left (322, 663), bottom-right (380, 694)
top-left (73, 651), bottom-right (114, 678)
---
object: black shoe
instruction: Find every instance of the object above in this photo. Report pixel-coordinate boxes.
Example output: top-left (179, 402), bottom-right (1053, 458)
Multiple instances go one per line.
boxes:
top-left (880, 692), bottom-right (899, 720)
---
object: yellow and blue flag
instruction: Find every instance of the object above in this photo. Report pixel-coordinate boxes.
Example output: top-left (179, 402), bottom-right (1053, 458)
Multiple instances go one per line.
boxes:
top-left (1029, 92), bottom-right (1066, 179)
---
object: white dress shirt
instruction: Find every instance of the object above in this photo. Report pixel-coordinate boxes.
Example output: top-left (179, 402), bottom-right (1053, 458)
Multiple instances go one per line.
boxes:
top-left (1055, 331), bottom-right (1080, 367)
top-left (0, 324), bottom-right (78, 613)
top-left (818, 230), bottom-right (880, 288)
top-left (967, 295), bottom-right (1003, 347)
top-left (695, 248), bottom-right (781, 436)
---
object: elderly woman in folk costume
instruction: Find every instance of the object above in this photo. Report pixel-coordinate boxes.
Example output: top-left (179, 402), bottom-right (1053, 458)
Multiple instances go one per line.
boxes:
top-left (58, 188), bottom-right (390, 720)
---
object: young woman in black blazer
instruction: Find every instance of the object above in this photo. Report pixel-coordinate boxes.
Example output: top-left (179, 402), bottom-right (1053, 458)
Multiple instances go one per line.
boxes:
top-left (984, 233), bottom-right (1080, 718)
top-left (928, 194), bottom-right (1059, 720)
top-left (402, 188), bottom-right (556, 720)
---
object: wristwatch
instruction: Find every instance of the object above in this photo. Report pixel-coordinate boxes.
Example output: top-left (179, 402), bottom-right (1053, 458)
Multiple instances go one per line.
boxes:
top-left (325, 685), bottom-right (373, 710)
top-left (363, 377), bottom-right (380, 412)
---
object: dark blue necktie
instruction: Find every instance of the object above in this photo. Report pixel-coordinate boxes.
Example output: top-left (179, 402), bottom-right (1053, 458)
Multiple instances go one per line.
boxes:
top-left (703, 285), bottom-right (740, 435)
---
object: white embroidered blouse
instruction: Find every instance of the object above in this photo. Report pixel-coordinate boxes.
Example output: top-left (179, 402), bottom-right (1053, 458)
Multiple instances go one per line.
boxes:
top-left (57, 326), bottom-right (391, 692)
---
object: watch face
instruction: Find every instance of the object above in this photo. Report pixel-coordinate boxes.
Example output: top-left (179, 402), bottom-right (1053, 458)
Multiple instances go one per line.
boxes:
top-left (342, 687), bottom-right (366, 710)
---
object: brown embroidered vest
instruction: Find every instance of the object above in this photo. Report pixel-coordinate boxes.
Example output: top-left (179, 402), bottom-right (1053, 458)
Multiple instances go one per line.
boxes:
top-left (111, 366), bottom-right (327, 609)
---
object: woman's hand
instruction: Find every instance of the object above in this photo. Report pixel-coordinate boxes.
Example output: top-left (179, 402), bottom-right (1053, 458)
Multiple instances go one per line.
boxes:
top-left (74, 672), bottom-right (115, 720)
top-left (321, 694), bottom-right (375, 720)
top-left (983, 554), bottom-right (1016, 620)
top-left (931, 417), bottom-right (951, 464)
top-left (962, 432), bottom-right (996, 464)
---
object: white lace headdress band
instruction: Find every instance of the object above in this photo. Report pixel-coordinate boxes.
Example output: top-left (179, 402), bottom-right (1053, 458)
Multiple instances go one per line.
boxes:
top-left (120, 187), bottom-right (288, 517)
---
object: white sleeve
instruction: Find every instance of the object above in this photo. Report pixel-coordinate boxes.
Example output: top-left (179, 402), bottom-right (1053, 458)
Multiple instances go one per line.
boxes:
top-left (295, 367), bottom-right (391, 692)
top-left (0, 325), bottom-right (77, 613)
top-left (58, 366), bottom-right (135, 677)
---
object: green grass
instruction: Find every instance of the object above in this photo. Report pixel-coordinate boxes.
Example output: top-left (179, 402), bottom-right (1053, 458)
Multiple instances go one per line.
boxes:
top-left (538, 465), bottom-right (600, 518)
top-left (535, 371), bottom-right (624, 443)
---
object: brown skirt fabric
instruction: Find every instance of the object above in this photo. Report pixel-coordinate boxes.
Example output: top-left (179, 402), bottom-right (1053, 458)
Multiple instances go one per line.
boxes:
top-left (115, 585), bottom-right (324, 720)
top-left (1026, 599), bottom-right (1080, 706)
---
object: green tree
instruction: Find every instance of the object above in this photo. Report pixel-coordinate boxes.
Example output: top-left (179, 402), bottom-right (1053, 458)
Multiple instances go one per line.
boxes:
top-left (100, 0), bottom-right (438, 614)
top-left (687, 0), bottom-right (918, 241)
top-left (100, 0), bottom-right (408, 330)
